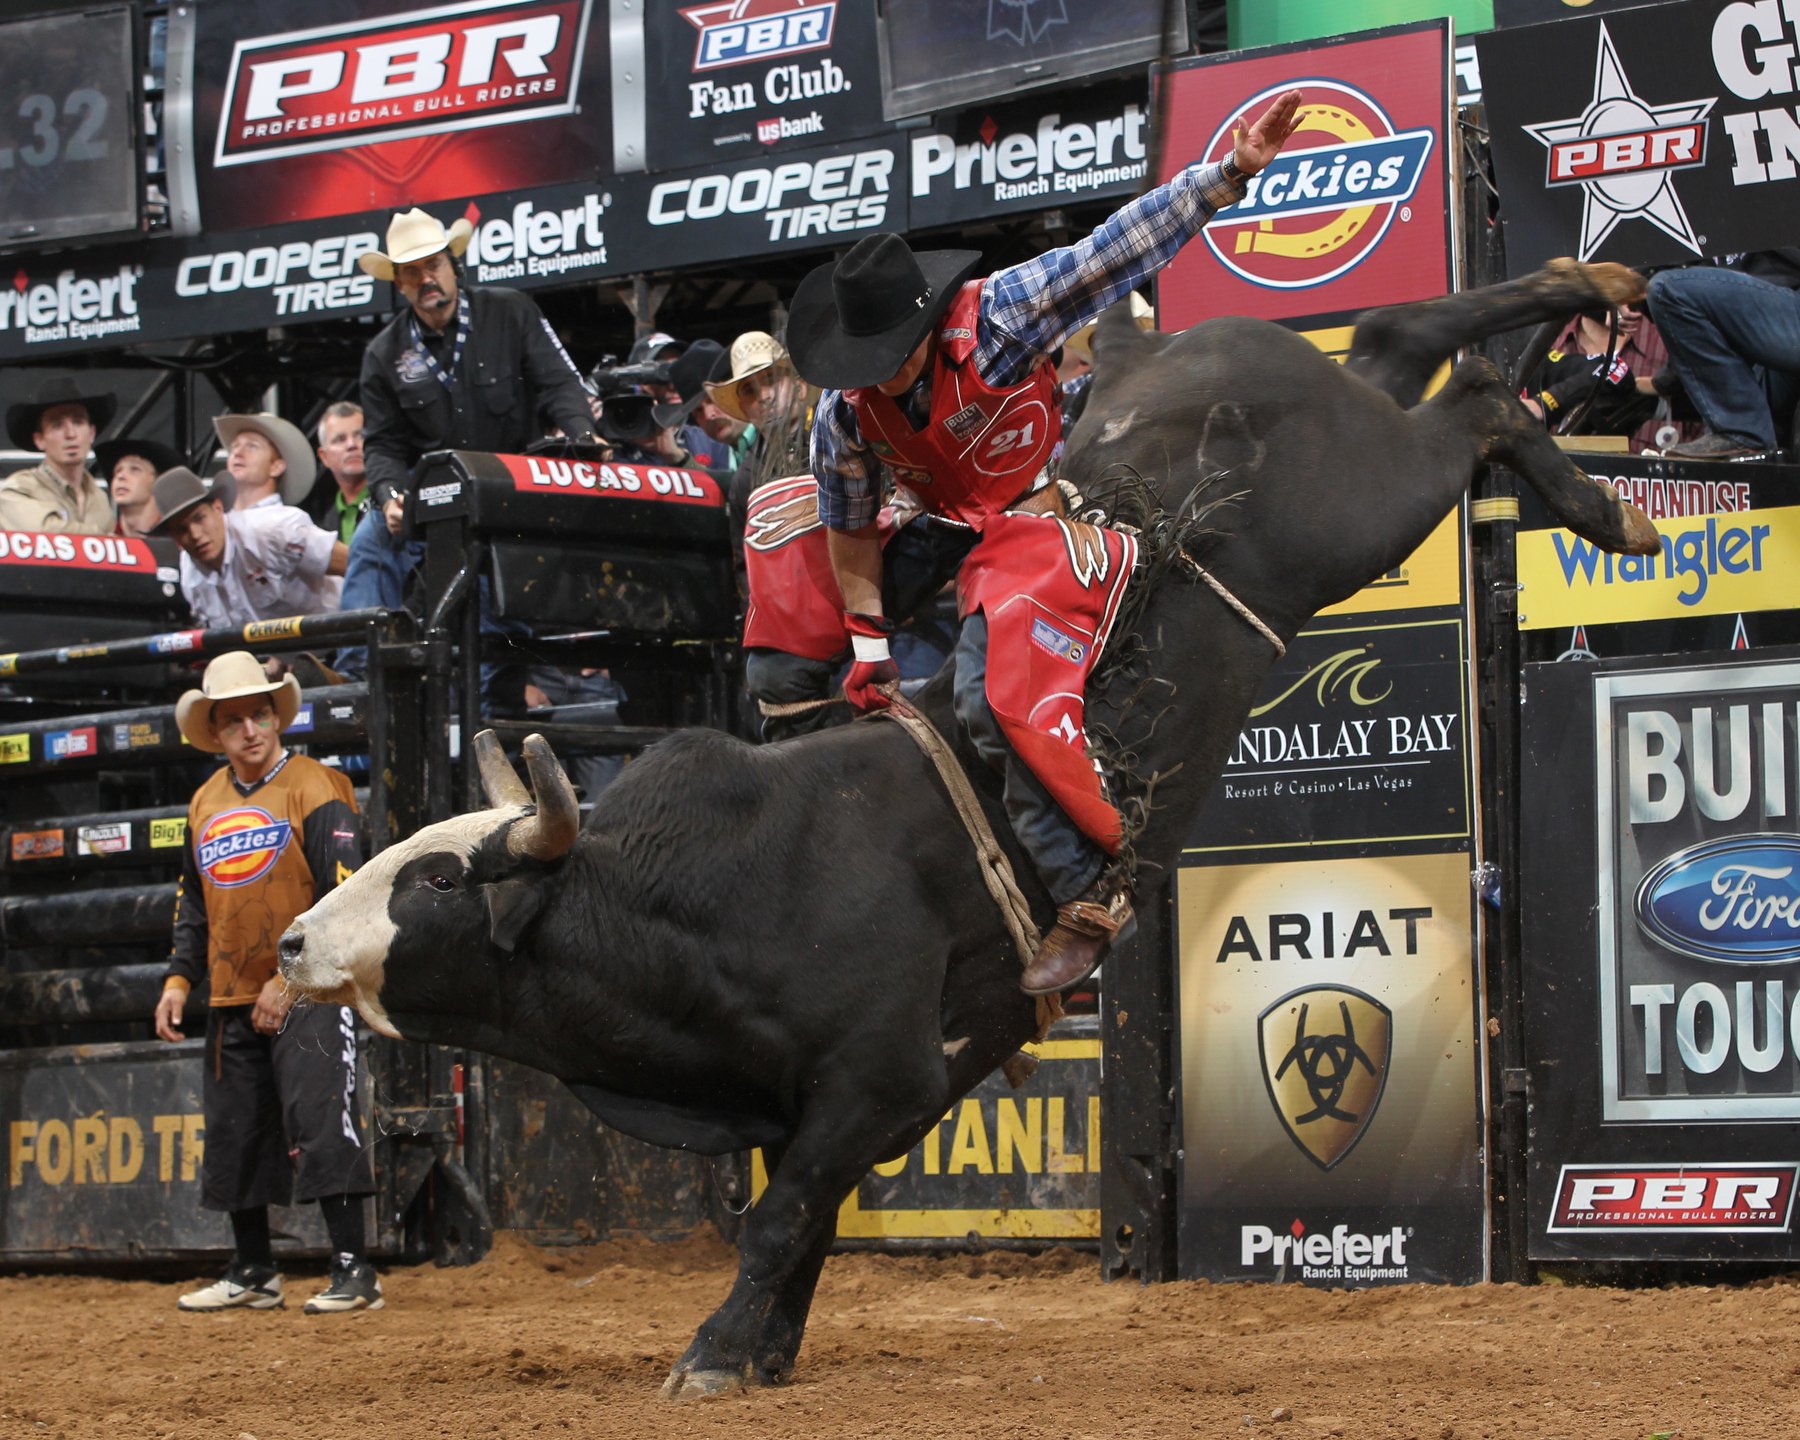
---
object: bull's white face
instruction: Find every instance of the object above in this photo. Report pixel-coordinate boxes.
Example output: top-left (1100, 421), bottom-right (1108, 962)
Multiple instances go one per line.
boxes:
top-left (280, 809), bottom-right (524, 1038)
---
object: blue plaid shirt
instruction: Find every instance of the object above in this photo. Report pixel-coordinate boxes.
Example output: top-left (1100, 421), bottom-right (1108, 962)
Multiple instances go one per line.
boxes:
top-left (813, 159), bottom-right (1245, 531)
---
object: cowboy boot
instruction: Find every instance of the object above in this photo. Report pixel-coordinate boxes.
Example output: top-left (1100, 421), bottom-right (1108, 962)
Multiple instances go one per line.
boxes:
top-left (1020, 882), bottom-right (1132, 996)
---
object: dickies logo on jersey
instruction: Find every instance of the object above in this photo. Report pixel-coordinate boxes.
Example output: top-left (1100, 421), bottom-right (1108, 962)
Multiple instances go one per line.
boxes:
top-left (1203, 82), bottom-right (1435, 290)
top-left (214, 0), bottom-right (591, 168)
top-left (681, 0), bottom-right (836, 72)
top-left (197, 807), bottom-right (293, 888)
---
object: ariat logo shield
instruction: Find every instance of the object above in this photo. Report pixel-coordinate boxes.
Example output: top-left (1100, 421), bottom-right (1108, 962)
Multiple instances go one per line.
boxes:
top-left (1259, 984), bottom-right (1392, 1170)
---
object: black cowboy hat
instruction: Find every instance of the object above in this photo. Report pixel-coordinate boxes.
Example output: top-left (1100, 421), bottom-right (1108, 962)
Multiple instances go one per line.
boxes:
top-left (6, 376), bottom-right (117, 453)
top-left (93, 436), bottom-right (184, 484)
top-left (787, 234), bottom-right (981, 391)
top-left (651, 338), bottom-right (729, 428)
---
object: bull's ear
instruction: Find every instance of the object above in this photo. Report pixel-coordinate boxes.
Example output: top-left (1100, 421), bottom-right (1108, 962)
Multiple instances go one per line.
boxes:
top-left (483, 879), bottom-right (546, 955)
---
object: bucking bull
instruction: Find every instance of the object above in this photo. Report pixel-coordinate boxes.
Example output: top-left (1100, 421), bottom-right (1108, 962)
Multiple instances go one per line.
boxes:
top-left (279, 261), bottom-right (1658, 1397)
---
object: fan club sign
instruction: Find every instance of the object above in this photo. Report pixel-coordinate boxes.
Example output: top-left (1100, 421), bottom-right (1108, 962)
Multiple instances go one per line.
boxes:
top-left (1154, 22), bottom-right (1454, 330)
top-left (1479, 0), bottom-right (1800, 273)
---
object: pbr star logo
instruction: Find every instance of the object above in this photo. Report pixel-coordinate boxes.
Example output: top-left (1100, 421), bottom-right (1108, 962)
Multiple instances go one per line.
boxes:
top-left (1259, 984), bottom-right (1392, 1171)
top-left (1202, 83), bottom-right (1434, 291)
top-left (1523, 22), bottom-right (1715, 260)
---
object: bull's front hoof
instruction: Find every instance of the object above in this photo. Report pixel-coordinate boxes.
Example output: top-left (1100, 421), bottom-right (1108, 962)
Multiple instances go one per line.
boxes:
top-left (1618, 500), bottom-right (1662, 556)
top-left (659, 1364), bottom-right (752, 1401)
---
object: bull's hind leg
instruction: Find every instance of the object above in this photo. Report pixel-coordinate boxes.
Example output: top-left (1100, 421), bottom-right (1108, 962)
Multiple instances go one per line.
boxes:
top-left (1423, 356), bottom-right (1659, 555)
top-left (1348, 259), bottom-right (1647, 409)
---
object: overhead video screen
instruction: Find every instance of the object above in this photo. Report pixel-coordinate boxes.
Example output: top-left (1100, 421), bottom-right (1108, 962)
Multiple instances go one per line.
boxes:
top-left (0, 5), bottom-right (139, 250)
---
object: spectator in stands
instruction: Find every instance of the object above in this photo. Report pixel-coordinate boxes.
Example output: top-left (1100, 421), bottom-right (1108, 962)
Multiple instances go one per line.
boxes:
top-left (155, 650), bottom-right (380, 1315)
top-left (1519, 301), bottom-right (1699, 454)
top-left (599, 385), bottom-right (720, 470)
top-left (1646, 249), bottom-right (1800, 459)
top-left (694, 350), bottom-right (756, 469)
top-left (306, 401), bottom-right (368, 544)
top-left (95, 437), bottom-right (180, 537)
top-left (652, 340), bottom-right (733, 470)
top-left (713, 331), bottom-right (811, 577)
top-left (152, 467), bottom-right (346, 630)
top-left (0, 377), bottom-right (116, 534)
top-left (214, 412), bottom-right (317, 512)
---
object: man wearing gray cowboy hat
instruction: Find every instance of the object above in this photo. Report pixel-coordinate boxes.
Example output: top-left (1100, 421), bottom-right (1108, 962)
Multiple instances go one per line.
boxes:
top-left (0, 376), bottom-right (117, 534)
top-left (791, 89), bottom-right (1302, 997)
top-left (213, 410), bottom-right (317, 510)
top-left (155, 651), bottom-right (380, 1314)
top-left (152, 466), bottom-right (346, 631)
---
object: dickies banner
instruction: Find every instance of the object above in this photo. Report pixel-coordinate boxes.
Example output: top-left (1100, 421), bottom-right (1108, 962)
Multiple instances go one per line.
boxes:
top-left (1154, 21), bottom-right (1455, 330)
top-left (1521, 651), bottom-right (1800, 1262)
top-left (1478, 0), bottom-right (1800, 274)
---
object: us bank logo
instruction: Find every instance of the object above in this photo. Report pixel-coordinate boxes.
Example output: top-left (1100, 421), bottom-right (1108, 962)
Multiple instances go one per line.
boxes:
top-left (1258, 984), bottom-right (1392, 1170)
top-left (1203, 82), bottom-right (1434, 291)
top-left (1523, 21), bottom-right (1715, 259)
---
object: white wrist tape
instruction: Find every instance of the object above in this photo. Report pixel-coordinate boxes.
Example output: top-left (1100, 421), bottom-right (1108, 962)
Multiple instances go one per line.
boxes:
top-left (850, 633), bottom-right (891, 664)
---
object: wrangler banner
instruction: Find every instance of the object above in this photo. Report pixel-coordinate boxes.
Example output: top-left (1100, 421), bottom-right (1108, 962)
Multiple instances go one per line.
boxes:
top-left (1521, 651), bottom-right (1800, 1262)
top-left (1175, 851), bottom-right (1486, 1283)
top-left (1478, 0), bottom-right (1800, 273)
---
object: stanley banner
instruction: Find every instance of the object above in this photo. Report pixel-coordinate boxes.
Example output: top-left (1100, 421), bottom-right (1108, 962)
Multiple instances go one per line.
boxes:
top-left (1479, 0), bottom-right (1800, 273)
top-left (1521, 651), bottom-right (1800, 1262)
top-left (1176, 851), bottom-right (1486, 1283)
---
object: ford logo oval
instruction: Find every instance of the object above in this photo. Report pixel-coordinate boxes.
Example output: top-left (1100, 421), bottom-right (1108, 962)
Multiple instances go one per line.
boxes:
top-left (1634, 835), bottom-right (1800, 964)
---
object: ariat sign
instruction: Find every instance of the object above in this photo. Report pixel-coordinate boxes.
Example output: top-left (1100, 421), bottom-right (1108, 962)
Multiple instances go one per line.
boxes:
top-left (214, 0), bottom-right (591, 166)
top-left (0, 266), bottom-right (142, 346)
top-left (1597, 661), bottom-right (1800, 1120)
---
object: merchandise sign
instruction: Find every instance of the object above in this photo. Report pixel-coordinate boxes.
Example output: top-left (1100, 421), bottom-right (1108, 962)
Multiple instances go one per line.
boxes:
top-left (637, 0), bottom-right (884, 171)
top-left (1155, 23), bottom-right (1454, 329)
top-left (1478, 1), bottom-right (1800, 273)
top-left (1175, 850), bottom-right (1485, 1283)
top-left (1521, 652), bottom-right (1800, 1262)
top-left (907, 81), bottom-right (1149, 231)
top-left (188, 0), bottom-right (614, 230)
top-left (1186, 611), bottom-right (1474, 855)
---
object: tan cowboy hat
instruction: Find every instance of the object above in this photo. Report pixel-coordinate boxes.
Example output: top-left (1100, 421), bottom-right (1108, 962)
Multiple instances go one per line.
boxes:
top-left (212, 412), bottom-right (317, 506)
top-left (176, 651), bottom-right (302, 754)
top-left (1064, 292), bottom-right (1154, 362)
top-left (704, 331), bottom-right (795, 423)
top-left (357, 207), bottom-right (474, 282)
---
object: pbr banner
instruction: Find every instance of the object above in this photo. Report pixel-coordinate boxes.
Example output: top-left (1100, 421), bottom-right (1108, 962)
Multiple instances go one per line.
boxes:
top-left (1185, 609), bottom-right (1474, 857)
top-left (1478, 0), bottom-right (1800, 273)
top-left (1154, 22), bottom-right (1454, 330)
top-left (187, 0), bottom-right (613, 230)
top-left (637, 0), bottom-right (884, 172)
top-left (1175, 851), bottom-right (1486, 1283)
top-left (906, 80), bottom-right (1149, 232)
top-left (1521, 651), bottom-right (1800, 1261)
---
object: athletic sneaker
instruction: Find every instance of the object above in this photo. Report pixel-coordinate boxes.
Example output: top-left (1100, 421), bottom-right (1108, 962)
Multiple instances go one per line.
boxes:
top-left (177, 1263), bottom-right (284, 1311)
top-left (304, 1259), bottom-right (384, 1314)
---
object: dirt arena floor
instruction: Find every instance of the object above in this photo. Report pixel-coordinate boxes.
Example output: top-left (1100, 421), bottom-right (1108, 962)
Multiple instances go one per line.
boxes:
top-left (3, 1231), bottom-right (1797, 1440)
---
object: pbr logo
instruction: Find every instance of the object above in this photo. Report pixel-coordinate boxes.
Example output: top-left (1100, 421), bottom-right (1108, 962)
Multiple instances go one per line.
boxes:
top-left (197, 808), bottom-right (293, 888)
top-left (1202, 82), bottom-right (1435, 291)
top-left (1523, 22), bottom-right (1715, 259)
top-left (681, 0), bottom-right (835, 72)
top-left (1258, 984), bottom-right (1392, 1170)
top-left (214, 0), bottom-right (591, 167)
top-left (1548, 1164), bottom-right (1799, 1232)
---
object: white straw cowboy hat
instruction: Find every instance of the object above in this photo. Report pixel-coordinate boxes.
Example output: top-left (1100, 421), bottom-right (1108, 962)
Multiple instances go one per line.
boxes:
top-left (1064, 292), bottom-right (1154, 362)
top-left (176, 651), bottom-right (302, 753)
top-left (356, 207), bottom-right (474, 282)
top-left (212, 411), bottom-right (318, 506)
top-left (704, 331), bottom-right (795, 423)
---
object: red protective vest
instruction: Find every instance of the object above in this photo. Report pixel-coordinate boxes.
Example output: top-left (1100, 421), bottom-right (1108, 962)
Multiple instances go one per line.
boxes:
top-left (742, 475), bottom-right (849, 661)
top-left (844, 280), bottom-right (1060, 531)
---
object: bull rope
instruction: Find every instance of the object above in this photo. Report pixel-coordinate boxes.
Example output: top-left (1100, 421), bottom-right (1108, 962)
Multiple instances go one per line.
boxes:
top-left (1175, 549), bottom-right (1286, 657)
top-left (872, 704), bottom-right (1064, 1039)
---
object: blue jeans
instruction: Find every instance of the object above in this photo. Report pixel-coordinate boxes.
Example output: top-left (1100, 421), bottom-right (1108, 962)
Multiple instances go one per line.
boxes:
top-left (334, 509), bottom-right (424, 678)
top-left (1648, 266), bottom-right (1800, 449)
top-left (951, 612), bottom-right (1104, 906)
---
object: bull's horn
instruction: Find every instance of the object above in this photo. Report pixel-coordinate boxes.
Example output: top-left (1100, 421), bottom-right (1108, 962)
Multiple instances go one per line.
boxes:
top-left (474, 729), bottom-right (533, 810)
top-left (508, 733), bottom-right (580, 861)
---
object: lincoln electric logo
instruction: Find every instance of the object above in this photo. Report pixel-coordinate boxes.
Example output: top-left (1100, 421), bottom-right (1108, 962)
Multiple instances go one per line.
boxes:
top-left (198, 808), bottom-right (292, 888)
top-left (1258, 984), bottom-right (1392, 1171)
top-left (681, 0), bottom-right (835, 72)
top-left (1523, 21), bottom-right (1715, 259)
top-left (214, 0), bottom-right (591, 167)
top-left (1203, 82), bottom-right (1434, 290)
top-left (1635, 835), bottom-right (1800, 964)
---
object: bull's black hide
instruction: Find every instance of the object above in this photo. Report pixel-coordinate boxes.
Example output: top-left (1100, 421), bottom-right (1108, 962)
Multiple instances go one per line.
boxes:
top-left (281, 260), bottom-right (1658, 1400)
